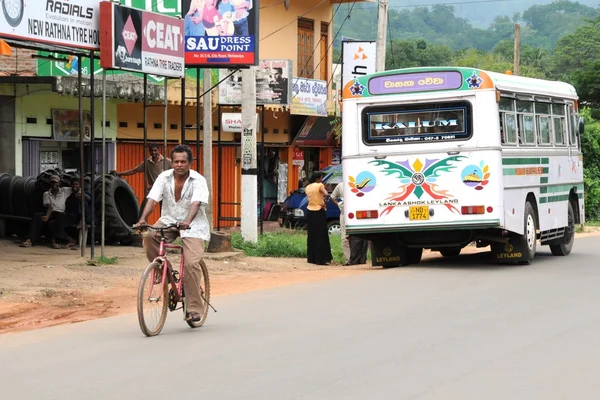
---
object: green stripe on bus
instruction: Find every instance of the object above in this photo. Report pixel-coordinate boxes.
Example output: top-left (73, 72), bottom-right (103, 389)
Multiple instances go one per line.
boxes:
top-left (502, 158), bottom-right (544, 165)
top-left (541, 187), bottom-right (547, 194)
top-left (542, 167), bottom-right (549, 173)
top-left (541, 158), bottom-right (549, 164)
top-left (546, 194), bottom-right (570, 203)
top-left (540, 177), bottom-right (549, 184)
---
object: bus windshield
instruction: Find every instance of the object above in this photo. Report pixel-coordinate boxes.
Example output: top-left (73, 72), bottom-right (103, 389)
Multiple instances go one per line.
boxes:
top-left (362, 101), bottom-right (472, 145)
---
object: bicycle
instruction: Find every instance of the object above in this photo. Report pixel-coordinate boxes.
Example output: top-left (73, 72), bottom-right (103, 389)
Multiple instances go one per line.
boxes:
top-left (134, 223), bottom-right (214, 337)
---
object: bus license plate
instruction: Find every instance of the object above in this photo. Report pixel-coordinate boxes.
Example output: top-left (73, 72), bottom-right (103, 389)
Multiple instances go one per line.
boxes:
top-left (409, 206), bottom-right (429, 220)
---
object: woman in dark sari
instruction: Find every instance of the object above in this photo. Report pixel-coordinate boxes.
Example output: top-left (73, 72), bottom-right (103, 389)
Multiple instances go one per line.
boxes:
top-left (305, 172), bottom-right (333, 265)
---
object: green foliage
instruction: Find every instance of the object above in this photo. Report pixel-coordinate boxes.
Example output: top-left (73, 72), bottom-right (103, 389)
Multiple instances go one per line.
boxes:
top-left (579, 108), bottom-right (600, 221)
top-left (231, 232), bottom-right (346, 264)
top-left (87, 256), bottom-right (119, 266)
top-left (386, 40), bottom-right (453, 70)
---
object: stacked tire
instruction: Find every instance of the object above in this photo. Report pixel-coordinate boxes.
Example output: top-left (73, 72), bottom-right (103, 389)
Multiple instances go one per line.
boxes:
top-left (0, 170), bottom-right (139, 245)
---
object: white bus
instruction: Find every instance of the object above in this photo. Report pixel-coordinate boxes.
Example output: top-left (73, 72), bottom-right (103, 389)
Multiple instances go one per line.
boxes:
top-left (341, 67), bottom-right (584, 266)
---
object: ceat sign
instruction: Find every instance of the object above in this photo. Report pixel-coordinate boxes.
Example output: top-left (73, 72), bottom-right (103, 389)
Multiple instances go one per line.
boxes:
top-left (222, 113), bottom-right (259, 133)
top-left (100, 2), bottom-right (184, 78)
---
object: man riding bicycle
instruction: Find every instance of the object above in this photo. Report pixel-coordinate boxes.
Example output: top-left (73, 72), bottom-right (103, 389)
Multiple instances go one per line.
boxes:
top-left (136, 144), bottom-right (210, 323)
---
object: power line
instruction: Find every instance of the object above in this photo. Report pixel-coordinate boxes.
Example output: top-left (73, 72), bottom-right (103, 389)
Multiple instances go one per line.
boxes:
top-left (351, 0), bottom-right (518, 10)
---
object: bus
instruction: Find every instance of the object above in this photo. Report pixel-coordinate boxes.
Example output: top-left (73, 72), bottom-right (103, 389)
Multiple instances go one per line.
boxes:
top-left (341, 67), bottom-right (584, 266)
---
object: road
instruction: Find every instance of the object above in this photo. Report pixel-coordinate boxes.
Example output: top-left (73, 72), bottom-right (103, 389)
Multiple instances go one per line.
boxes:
top-left (2, 237), bottom-right (600, 400)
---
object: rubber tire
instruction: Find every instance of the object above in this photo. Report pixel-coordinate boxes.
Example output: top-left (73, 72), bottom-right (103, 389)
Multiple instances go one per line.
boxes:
top-left (327, 220), bottom-right (341, 235)
top-left (515, 201), bottom-right (537, 264)
top-left (440, 247), bottom-right (461, 257)
top-left (185, 259), bottom-right (211, 328)
top-left (550, 202), bottom-right (575, 256)
top-left (95, 174), bottom-right (139, 245)
top-left (24, 177), bottom-right (37, 217)
top-left (405, 248), bottom-right (423, 265)
top-left (137, 262), bottom-right (168, 337)
top-left (11, 177), bottom-right (29, 217)
top-left (0, 174), bottom-right (12, 215)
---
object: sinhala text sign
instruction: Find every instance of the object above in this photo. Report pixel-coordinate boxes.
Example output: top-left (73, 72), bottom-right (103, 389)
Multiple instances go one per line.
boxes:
top-left (291, 77), bottom-right (328, 117)
top-left (0, 0), bottom-right (100, 49)
top-left (99, 2), bottom-right (184, 78)
top-left (182, 0), bottom-right (258, 67)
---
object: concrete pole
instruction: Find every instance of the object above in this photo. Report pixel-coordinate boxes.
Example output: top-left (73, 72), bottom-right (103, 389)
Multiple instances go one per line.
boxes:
top-left (241, 67), bottom-right (258, 243)
top-left (376, 0), bottom-right (389, 72)
top-left (514, 23), bottom-right (521, 76)
top-left (203, 70), bottom-right (213, 231)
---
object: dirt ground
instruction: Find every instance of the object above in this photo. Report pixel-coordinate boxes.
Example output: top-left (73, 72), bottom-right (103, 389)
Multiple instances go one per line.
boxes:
top-left (1, 227), bottom-right (599, 334)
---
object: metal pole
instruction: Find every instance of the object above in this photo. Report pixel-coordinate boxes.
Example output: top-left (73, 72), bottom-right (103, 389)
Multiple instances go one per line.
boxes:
top-left (259, 105), bottom-right (265, 235)
top-left (164, 78), bottom-right (168, 170)
top-left (78, 56), bottom-right (85, 258)
top-left (203, 69), bottom-right (213, 231)
top-left (143, 74), bottom-right (148, 198)
top-left (101, 70), bottom-right (106, 258)
top-left (376, 0), bottom-right (388, 72)
top-left (181, 78), bottom-right (186, 144)
top-left (89, 51), bottom-right (96, 259)
top-left (217, 104), bottom-right (222, 231)
top-left (196, 68), bottom-right (201, 172)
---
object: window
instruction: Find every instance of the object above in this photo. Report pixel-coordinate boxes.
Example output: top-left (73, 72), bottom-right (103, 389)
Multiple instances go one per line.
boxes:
top-left (499, 97), bottom-right (516, 145)
top-left (552, 104), bottom-right (566, 146)
top-left (537, 116), bottom-right (551, 145)
top-left (518, 115), bottom-right (536, 145)
top-left (297, 18), bottom-right (314, 78)
top-left (362, 101), bottom-right (472, 145)
top-left (320, 22), bottom-right (329, 82)
top-left (568, 104), bottom-right (577, 147)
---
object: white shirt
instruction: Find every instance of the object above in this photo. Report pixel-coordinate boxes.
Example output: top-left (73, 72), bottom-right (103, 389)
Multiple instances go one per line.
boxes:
top-left (331, 182), bottom-right (344, 212)
top-left (43, 187), bottom-right (72, 213)
top-left (147, 169), bottom-right (210, 241)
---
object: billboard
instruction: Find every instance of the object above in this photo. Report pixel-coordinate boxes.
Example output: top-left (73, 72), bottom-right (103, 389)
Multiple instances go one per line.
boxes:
top-left (182, 0), bottom-right (258, 67)
top-left (52, 109), bottom-right (92, 142)
top-left (291, 78), bottom-right (328, 117)
top-left (341, 41), bottom-right (376, 90)
top-left (0, 0), bottom-right (100, 50)
top-left (100, 2), bottom-right (185, 78)
top-left (218, 59), bottom-right (292, 105)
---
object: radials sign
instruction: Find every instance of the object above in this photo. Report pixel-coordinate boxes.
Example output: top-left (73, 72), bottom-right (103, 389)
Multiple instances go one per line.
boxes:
top-left (0, 0), bottom-right (100, 49)
top-left (99, 2), bottom-right (184, 78)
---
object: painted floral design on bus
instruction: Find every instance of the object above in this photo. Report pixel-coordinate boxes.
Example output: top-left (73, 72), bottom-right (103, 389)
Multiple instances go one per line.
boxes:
top-left (370, 156), bottom-right (466, 216)
top-left (348, 171), bottom-right (377, 197)
top-left (349, 80), bottom-right (366, 96)
top-left (461, 161), bottom-right (490, 190)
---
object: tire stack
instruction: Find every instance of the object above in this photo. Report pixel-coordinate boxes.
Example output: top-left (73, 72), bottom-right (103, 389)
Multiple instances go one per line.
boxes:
top-left (0, 170), bottom-right (139, 244)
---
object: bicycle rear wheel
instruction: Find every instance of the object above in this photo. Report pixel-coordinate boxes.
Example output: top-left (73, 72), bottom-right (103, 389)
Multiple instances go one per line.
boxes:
top-left (186, 259), bottom-right (211, 328)
top-left (137, 261), bottom-right (168, 336)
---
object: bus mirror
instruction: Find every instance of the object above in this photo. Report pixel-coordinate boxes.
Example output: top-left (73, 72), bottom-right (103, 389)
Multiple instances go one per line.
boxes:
top-left (578, 117), bottom-right (585, 134)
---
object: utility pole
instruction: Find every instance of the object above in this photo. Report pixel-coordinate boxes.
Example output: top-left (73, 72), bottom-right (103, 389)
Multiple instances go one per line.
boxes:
top-left (514, 23), bottom-right (520, 76)
top-left (203, 70), bottom-right (213, 231)
top-left (240, 67), bottom-right (258, 243)
top-left (376, 0), bottom-right (389, 72)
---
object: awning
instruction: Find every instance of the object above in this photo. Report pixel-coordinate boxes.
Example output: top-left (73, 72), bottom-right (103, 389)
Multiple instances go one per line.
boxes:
top-left (292, 116), bottom-right (336, 146)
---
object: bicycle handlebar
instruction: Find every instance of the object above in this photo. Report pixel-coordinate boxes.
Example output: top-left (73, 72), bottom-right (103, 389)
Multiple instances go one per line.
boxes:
top-left (132, 223), bottom-right (191, 233)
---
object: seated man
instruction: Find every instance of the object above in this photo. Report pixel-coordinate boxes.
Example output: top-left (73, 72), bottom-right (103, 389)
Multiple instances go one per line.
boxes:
top-left (20, 175), bottom-right (72, 249)
top-left (64, 178), bottom-right (92, 250)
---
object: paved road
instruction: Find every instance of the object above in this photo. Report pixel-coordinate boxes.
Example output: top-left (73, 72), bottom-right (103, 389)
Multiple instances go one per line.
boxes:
top-left (2, 237), bottom-right (600, 400)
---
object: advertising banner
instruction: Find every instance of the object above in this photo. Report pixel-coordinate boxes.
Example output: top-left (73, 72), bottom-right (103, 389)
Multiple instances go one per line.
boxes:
top-left (291, 77), bottom-right (328, 117)
top-left (221, 112), bottom-right (259, 133)
top-left (100, 2), bottom-right (185, 78)
top-left (341, 40), bottom-right (376, 89)
top-left (0, 0), bottom-right (101, 50)
top-left (52, 109), bottom-right (92, 142)
top-left (182, 0), bottom-right (258, 67)
top-left (218, 59), bottom-right (292, 105)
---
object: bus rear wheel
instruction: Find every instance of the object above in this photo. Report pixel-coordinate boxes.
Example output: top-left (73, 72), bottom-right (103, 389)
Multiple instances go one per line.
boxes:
top-left (550, 202), bottom-right (575, 256)
top-left (440, 247), bottom-right (461, 258)
top-left (515, 201), bottom-right (537, 264)
top-left (405, 248), bottom-right (423, 265)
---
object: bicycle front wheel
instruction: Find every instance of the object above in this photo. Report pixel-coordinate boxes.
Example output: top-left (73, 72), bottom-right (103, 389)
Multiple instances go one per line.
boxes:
top-left (137, 261), bottom-right (168, 337)
top-left (186, 259), bottom-right (211, 328)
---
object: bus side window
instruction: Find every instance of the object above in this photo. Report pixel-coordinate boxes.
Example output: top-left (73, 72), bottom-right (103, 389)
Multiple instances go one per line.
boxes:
top-left (568, 105), bottom-right (577, 147)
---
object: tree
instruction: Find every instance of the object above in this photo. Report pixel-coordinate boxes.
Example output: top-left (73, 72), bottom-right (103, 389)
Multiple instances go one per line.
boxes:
top-left (385, 40), bottom-right (453, 70)
top-left (551, 16), bottom-right (600, 79)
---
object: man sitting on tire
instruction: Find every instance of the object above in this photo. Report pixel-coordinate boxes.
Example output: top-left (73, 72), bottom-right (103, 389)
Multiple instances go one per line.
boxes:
top-left (20, 175), bottom-right (73, 249)
top-left (136, 144), bottom-right (210, 323)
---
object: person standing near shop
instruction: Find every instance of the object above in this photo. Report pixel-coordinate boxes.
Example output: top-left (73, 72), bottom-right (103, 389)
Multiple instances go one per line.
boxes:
top-left (330, 181), bottom-right (350, 265)
top-left (305, 172), bottom-right (333, 266)
top-left (112, 143), bottom-right (172, 217)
